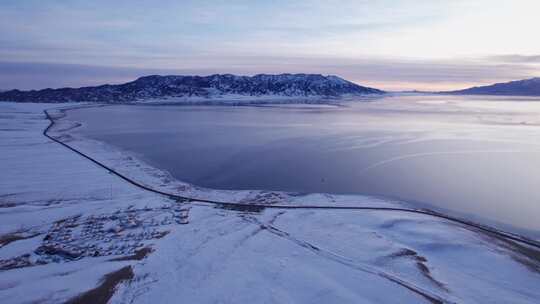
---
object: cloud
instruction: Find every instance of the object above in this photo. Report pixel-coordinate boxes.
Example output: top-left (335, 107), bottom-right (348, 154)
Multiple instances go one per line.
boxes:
top-left (487, 55), bottom-right (540, 64)
top-left (1, 1), bottom-right (539, 91)
top-left (229, 57), bottom-right (539, 91)
top-left (0, 62), bottom-right (169, 90)
top-left (2, 57), bottom-right (538, 92)
top-left (0, 0), bottom-right (469, 65)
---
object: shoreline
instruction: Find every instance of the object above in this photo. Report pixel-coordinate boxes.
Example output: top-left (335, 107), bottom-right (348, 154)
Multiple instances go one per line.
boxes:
top-left (49, 103), bottom-right (540, 249)
top-left (50, 103), bottom-right (405, 208)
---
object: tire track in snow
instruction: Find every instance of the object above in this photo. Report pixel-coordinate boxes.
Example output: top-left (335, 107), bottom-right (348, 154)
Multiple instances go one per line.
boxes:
top-left (242, 215), bottom-right (453, 304)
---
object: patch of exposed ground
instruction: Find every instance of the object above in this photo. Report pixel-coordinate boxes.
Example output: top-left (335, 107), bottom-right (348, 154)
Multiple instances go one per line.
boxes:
top-left (35, 210), bottom-right (173, 263)
top-left (388, 248), bottom-right (448, 291)
top-left (0, 254), bottom-right (35, 271)
top-left (65, 266), bottom-right (134, 304)
top-left (239, 191), bottom-right (288, 205)
top-left (1, 206), bottom-right (175, 272)
top-left (0, 193), bottom-right (21, 208)
top-left (0, 197), bottom-right (73, 208)
top-left (109, 247), bottom-right (153, 262)
top-left (0, 231), bottom-right (40, 248)
top-left (473, 228), bottom-right (540, 273)
top-left (216, 203), bottom-right (266, 213)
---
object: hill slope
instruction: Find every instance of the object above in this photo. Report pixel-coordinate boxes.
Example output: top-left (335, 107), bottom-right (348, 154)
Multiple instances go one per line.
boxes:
top-left (0, 74), bottom-right (384, 103)
top-left (445, 77), bottom-right (540, 96)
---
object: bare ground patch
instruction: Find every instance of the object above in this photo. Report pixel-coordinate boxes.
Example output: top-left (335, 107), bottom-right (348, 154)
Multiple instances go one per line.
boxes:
top-left (472, 228), bottom-right (540, 273)
top-left (109, 247), bottom-right (153, 262)
top-left (388, 248), bottom-right (448, 292)
top-left (0, 231), bottom-right (40, 248)
top-left (65, 266), bottom-right (134, 304)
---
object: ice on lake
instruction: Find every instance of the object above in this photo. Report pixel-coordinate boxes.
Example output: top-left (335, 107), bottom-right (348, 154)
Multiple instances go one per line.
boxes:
top-left (66, 95), bottom-right (540, 233)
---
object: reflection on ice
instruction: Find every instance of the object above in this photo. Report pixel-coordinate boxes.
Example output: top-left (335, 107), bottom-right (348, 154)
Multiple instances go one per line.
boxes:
top-left (65, 95), bottom-right (540, 232)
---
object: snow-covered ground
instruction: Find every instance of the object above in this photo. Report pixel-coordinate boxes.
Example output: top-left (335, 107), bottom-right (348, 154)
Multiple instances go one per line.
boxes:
top-left (1, 102), bottom-right (540, 303)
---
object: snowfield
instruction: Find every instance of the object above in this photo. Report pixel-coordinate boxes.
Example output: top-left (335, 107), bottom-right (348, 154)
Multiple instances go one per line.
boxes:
top-left (1, 102), bottom-right (540, 303)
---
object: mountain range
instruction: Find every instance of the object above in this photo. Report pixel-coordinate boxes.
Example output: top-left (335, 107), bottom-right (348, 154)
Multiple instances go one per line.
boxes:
top-left (444, 77), bottom-right (540, 96)
top-left (0, 74), bottom-right (384, 103)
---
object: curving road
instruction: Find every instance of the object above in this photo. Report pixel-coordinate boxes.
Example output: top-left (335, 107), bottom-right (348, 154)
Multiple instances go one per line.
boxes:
top-left (43, 108), bottom-right (540, 250)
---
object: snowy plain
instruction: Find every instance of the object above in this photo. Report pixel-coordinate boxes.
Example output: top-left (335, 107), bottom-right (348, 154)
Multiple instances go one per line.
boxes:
top-left (1, 101), bottom-right (540, 303)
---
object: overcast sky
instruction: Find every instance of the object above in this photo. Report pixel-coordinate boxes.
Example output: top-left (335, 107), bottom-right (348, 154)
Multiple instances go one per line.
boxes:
top-left (1, 0), bottom-right (539, 91)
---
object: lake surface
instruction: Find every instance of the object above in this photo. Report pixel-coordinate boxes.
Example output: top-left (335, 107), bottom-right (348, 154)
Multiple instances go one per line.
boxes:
top-left (66, 95), bottom-right (540, 233)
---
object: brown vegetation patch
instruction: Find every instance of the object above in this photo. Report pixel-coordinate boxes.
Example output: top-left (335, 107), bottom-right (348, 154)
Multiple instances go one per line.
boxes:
top-left (388, 248), bottom-right (447, 291)
top-left (65, 266), bottom-right (134, 304)
top-left (0, 232), bottom-right (39, 248)
top-left (0, 254), bottom-right (33, 271)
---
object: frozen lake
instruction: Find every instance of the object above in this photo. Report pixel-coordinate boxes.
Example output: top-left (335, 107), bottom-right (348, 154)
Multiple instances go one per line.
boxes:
top-left (66, 95), bottom-right (540, 232)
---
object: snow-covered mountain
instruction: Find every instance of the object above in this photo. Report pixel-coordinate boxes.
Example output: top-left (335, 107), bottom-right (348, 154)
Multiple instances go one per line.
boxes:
top-left (445, 77), bottom-right (540, 96)
top-left (0, 74), bottom-right (384, 103)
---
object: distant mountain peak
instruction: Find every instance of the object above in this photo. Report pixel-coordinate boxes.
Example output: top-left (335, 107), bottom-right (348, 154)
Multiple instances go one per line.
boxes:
top-left (0, 73), bottom-right (384, 103)
top-left (444, 77), bottom-right (540, 96)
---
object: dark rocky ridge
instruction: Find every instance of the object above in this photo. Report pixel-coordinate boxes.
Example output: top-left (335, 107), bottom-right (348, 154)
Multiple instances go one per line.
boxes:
top-left (0, 73), bottom-right (384, 103)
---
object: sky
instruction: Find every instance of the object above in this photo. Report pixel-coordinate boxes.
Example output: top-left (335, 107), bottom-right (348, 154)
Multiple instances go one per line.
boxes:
top-left (1, 0), bottom-right (540, 91)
